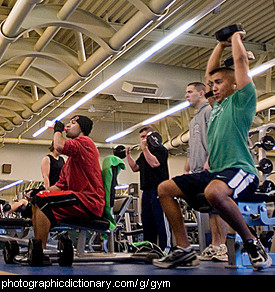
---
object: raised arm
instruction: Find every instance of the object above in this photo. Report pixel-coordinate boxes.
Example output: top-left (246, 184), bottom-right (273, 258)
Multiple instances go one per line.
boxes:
top-left (53, 121), bottom-right (66, 153)
top-left (231, 31), bottom-right (252, 89)
top-left (205, 41), bottom-right (230, 92)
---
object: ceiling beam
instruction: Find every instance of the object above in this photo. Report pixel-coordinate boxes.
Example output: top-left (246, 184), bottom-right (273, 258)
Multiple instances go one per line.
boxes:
top-left (111, 23), bottom-right (267, 53)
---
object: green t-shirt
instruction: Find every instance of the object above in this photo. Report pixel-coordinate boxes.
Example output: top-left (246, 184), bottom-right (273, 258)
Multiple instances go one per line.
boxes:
top-left (207, 82), bottom-right (258, 177)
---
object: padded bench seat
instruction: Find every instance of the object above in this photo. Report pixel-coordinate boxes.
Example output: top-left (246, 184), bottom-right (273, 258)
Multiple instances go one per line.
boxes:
top-left (60, 217), bottom-right (110, 231)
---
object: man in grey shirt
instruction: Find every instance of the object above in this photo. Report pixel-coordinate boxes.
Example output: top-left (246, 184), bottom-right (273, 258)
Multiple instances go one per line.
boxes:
top-left (184, 82), bottom-right (228, 262)
top-left (185, 100), bottom-right (210, 174)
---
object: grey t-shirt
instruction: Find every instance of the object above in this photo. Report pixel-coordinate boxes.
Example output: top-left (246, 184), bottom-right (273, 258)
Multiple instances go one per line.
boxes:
top-left (187, 101), bottom-right (211, 173)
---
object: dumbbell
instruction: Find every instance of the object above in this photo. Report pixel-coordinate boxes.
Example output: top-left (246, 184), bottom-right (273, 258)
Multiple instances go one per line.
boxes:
top-left (256, 158), bottom-right (273, 174)
top-left (261, 135), bottom-right (275, 151)
top-left (205, 80), bottom-right (214, 98)
top-left (113, 144), bottom-right (138, 159)
top-left (205, 24), bottom-right (247, 99)
top-left (113, 131), bottom-right (162, 159)
top-left (0, 200), bottom-right (11, 217)
top-left (215, 23), bottom-right (250, 68)
top-left (258, 180), bottom-right (275, 193)
top-left (250, 135), bottom-right (275, 151)
top-left (215, 24), bottom-right (245, 42)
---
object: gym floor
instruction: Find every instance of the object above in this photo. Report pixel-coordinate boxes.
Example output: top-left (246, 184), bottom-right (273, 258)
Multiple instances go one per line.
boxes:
top-left (0, 254), bottom-right (275, 276)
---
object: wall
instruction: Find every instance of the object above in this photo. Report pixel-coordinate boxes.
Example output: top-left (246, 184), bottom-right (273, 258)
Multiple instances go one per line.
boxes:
top-left (0, 143), bottom-right (48, 182)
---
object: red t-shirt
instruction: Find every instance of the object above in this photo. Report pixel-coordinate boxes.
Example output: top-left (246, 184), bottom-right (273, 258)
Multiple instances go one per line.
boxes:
top-left (55, 136), bottom-right (105, 217)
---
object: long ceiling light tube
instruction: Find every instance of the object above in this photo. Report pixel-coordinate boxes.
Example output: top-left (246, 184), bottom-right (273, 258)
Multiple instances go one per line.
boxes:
top-left (248, 58), bottom-right (275, 77)
top-left (32, 0), bottom-right (226, 138)
top-left (0, 179), bottom-right (24, 192)
top-left (105, 100), bottom-right (190, 142)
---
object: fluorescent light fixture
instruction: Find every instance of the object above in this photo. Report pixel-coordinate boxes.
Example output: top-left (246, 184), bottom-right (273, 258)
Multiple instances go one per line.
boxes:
top-left (105, 125), bottom-right (141, 143)
top-left (141, 101), bottom-right (190, 126)
top-left (0, 179), bottom-right (24, 192)
top-left (248, 58), bottom-right (275, 77)
top-left (32, 0), bottom-right (225, 138)
top-left (33, 125), bottom-right (48, 137)
top-left (105, 101), bottom-right (190, 143)
top-left (114, 184), bottom-right (129, 190)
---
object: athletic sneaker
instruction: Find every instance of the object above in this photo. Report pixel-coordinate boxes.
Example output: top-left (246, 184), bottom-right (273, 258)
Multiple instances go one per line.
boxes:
top-left (198, 244), bottom-right (219, 261)
top-left (152, 246), bottom-right (199, 269)
top-left (198, 244), bottom-right (228, 262)
top-left (212, 244), bottom-right (228, 262)
top-left (243, 238), bottom-right (272, 270)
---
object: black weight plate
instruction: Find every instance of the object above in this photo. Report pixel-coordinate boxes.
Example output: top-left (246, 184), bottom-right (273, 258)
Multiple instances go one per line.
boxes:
top-left (215, 24), bottom-right (244, 41)
top-left (261, 135), bottom-right (275, 151)
top-left (147, 132), bottom-right (162, 148)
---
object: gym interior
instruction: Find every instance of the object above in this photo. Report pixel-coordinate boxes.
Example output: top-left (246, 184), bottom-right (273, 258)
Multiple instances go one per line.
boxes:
top-left (0, 0), bottom-right (274, 279)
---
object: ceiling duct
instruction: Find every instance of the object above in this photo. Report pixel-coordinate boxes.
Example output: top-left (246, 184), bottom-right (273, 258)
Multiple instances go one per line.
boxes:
top-left (122, 81), bottom-right (158, 96)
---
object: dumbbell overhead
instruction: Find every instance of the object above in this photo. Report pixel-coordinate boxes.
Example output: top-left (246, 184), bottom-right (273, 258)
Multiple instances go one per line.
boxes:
top-left (215, 23), bottom-right (245, 42)
top-left (113, 131), bottom-right (162, 159)
top-left (205, 24), bottom-right (246, 99)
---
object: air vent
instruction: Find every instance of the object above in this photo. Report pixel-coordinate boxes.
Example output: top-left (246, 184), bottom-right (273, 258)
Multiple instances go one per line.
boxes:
top-left (122, 81), bottom-right (158, 96)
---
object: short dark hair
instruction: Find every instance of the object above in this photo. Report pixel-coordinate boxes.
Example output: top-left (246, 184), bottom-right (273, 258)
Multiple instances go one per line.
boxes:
top-left (187, 82), bottom-right (206, 93)
top-left (139, 126), bottom-right (154, 134)
top-left (209, 67), bottom-right (235, 76)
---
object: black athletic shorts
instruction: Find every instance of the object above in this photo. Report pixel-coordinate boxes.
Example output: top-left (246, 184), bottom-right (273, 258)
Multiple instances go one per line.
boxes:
top-left (35, 190), bottom-right (100, 227)
top-left (172, 168), bottom-right (259, 211)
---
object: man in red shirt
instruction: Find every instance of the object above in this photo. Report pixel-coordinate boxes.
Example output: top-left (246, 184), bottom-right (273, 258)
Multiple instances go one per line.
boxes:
top-left (28, 115), bottom-right (105, 261)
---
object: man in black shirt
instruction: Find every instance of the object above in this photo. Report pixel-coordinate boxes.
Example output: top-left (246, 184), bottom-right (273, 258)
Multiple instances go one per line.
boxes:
top-left (126, 127), bottom-right (171, 253)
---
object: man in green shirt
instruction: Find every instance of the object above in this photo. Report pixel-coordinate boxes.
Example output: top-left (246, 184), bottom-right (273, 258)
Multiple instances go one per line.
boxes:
top-left (153, 30), bottom-right (271, 271)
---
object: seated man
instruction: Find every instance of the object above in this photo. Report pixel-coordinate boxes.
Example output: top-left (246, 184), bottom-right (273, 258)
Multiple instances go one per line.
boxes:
top-left (24, 115), bottom-right (105, 265)
top-left (153, 31), bottom-right (272, 270)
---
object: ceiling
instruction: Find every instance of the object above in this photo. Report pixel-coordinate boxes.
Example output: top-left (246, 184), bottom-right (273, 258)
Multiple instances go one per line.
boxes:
top-left (0, 0), bottom-right (274, 150)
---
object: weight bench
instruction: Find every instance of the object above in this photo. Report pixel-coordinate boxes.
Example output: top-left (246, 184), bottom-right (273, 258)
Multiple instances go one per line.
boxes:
top-left (1, 194), bottom-right (134, 265)
top-left (2, 155), bottom-right (154, 266)
top-left (52, 193), bottom-right (134, 264)
top-left (226, 196), bottom-right (275, 269)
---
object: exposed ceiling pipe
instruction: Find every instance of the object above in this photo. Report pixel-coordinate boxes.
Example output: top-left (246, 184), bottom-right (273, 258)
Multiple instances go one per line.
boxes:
top-left (0, 137), bottom-right (129, 150)
top-left (18, 0), bottom-right (182, 138)
top-left (164, 94), bottom-right (275, 150)
top-left (31, 0), bottom-right (175, 112)
top-left (0, 0), bottom-right (42, 60)
top-left (256, 94), bottom-right (275, 112)
top-left (2, 0), bottom-right (83, 96)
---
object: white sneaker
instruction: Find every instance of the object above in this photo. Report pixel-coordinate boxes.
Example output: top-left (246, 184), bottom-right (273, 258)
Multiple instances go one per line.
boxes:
top-left (244, 238), bottom-right (272, 271)
top-left (212, 244), bottom-right (228, 262)
top-left (198, 244), bottom-right (228, 261)
top-left (198, 244), bottom-right (219, 261)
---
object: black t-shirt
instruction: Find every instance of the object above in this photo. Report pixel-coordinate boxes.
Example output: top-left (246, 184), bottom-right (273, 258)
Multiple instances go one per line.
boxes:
top-left (47, 154), bottom-right (65, 186)
top-left (136, 145), bottom-right (169, 190)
